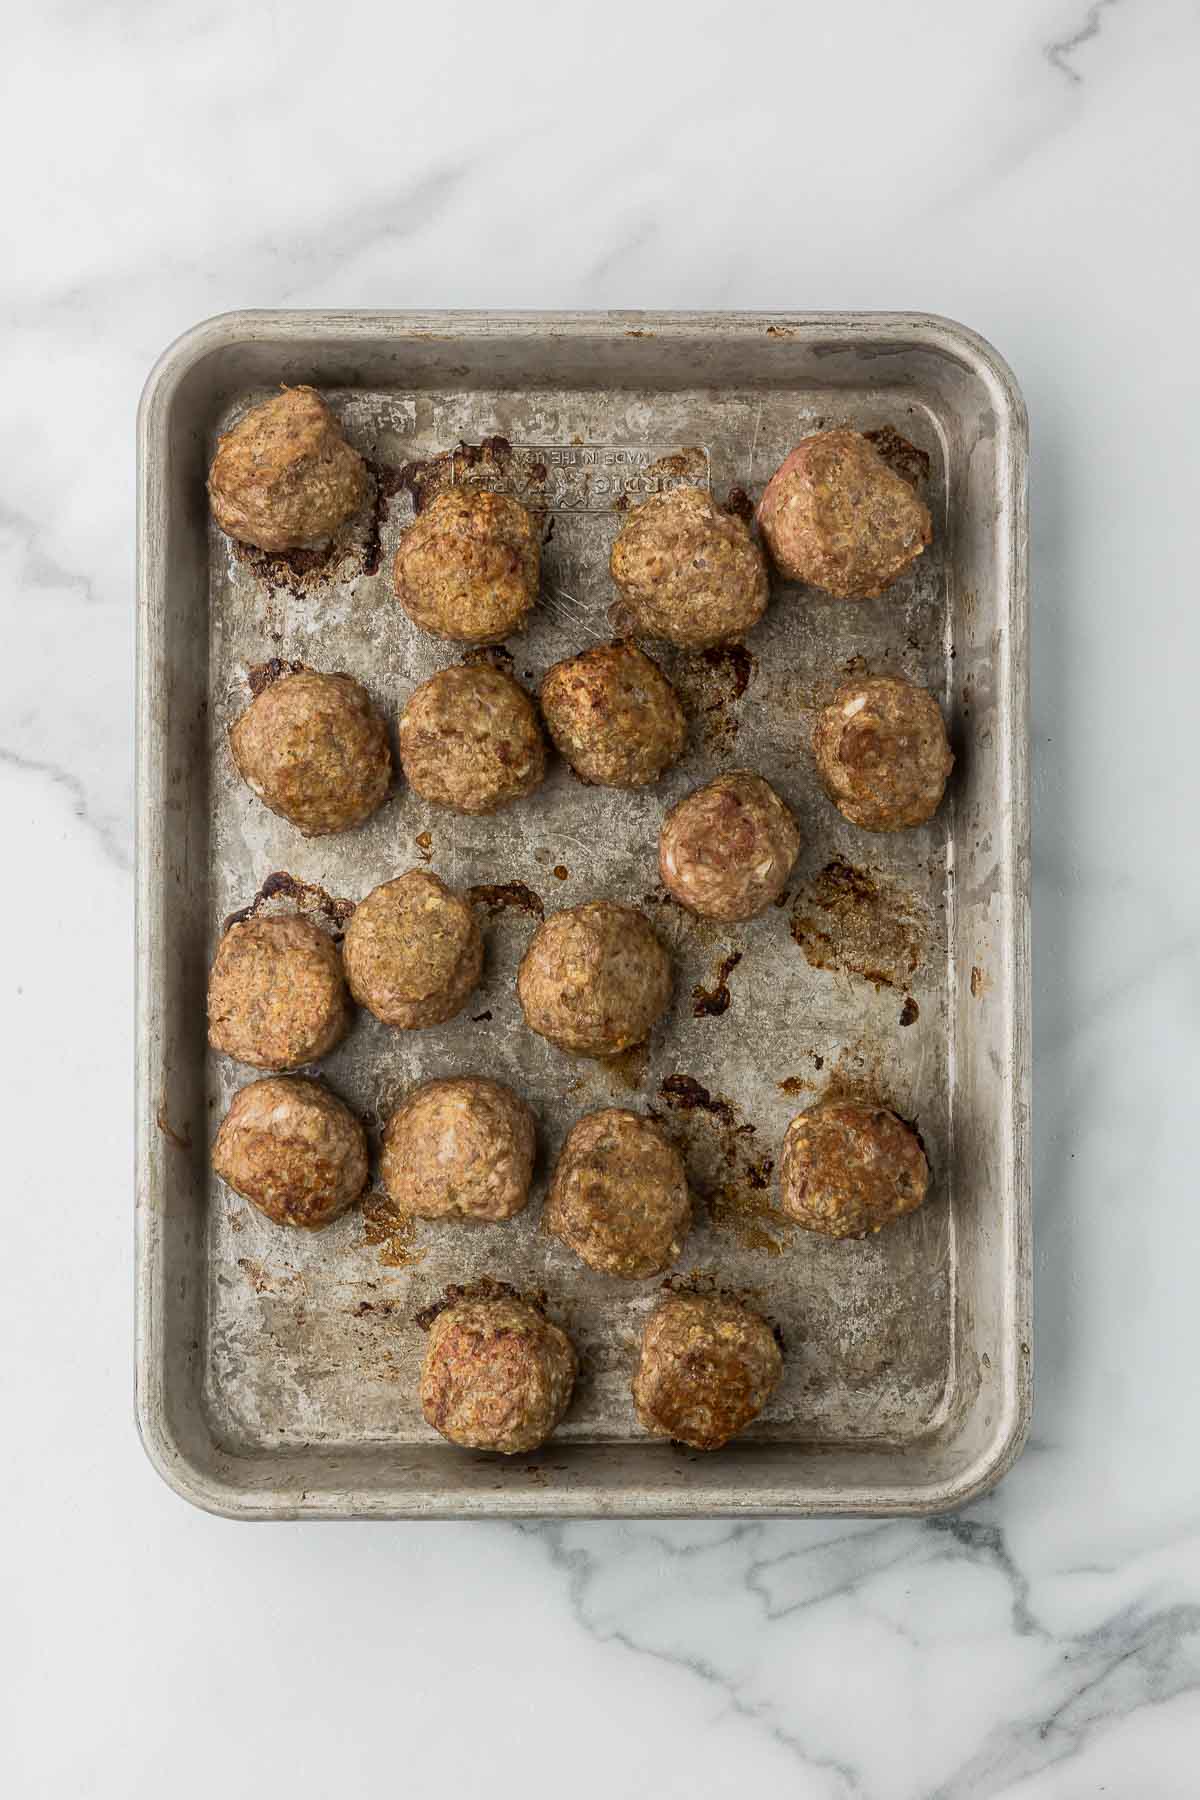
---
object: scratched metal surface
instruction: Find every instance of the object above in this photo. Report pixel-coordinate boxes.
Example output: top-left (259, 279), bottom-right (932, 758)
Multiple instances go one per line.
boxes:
top-left (136, 313), bottom-right (1030, 1516)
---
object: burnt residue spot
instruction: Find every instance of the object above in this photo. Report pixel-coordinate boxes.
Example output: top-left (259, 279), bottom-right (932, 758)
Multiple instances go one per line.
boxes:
top-left (155, 1101), bottom-right (192, 1152)
top-left (543, 515), bottom-right (556, 545)
top-left (361, 460), bottom-right (407, 576)
top-left (970, 965), bottom-right (989, 998)
top-left (361, 1194), bottom-right (425, 1270)
top-left (247, 657), bottom-right (305, 696)
top-left (234, 538), bottom-right (337, 592)
top-left (414, 1274), bottom-right (536, 1332)
top-left (415, 830), bottom-right (434, 861)
top-left (461, 644), bottom-right (515, 674)
top-left (467, 882), bottom-right (544, 922)
top-left (222, 870), bottom-right (357, 937)
top-left (471, 1010), bottom-right (494, 1023)
top-left (899, 996), bottom-right (920, 1027)
top-left (777, 1077), bottom-right (808, 1097)
top-left (765, 324), bottom-right (795, 338)
top-left (813, 1053), bottom-right (824, 1070)
top-left (659, 1074), bottom-right (739, 1128)
top-left (399, 436), bottom-right (515, 514)
top-left (692, 949), bottom-right (743, 1018)
top-left (790, 858), bottom-right (927, 990)
top-left (864, 426), bottom-right (932, 490)
top-left (552, 865), bottom-right (569, 881)
top-left (724, 486), bottom-right (754, 523)
top-left (702, 643), bottom-right (754, 699)
top-left (841, 652), bottom-right (870, 680)
top-left (625, 329), bottom-right (654, 338)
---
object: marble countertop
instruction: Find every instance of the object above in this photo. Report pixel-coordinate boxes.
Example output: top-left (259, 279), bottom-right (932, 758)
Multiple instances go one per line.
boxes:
top-left (5, 1), bottom-right (1199, 1794)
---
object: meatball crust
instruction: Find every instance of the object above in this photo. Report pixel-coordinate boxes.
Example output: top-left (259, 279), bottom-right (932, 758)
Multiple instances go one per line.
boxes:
top-left (381, 1077), bottom-right (536, 1222)
top-left (420, 1294), bottom-right (577, 1453)
top-left (517, 901), bottom-right (672, 1057)
top-left (207, 386), bottom-right (369, 552)
top-left (393, 488), bottom-right (540, 644)
top-left (778, 1099), bottom-right (930, 1240)
top-left (212, 1075), bottom-right (368, 1229)
top-left (633, 1294), bottom-right (782, 1451)
top-left (812, 674), bottom-right (953, 831)
top-left (659, 770), bottom-right (800, 921)
top-left (229, 670), bottom-right (391, 836)
top-left (342, 869), bottom-right (483, 1029)
top-left (207, 914), bottom-right (348, 1071)
top-left (757, 429), bottom-right (932, 599)
top-left (399, 663), bottom-right (546, 815)
top-left (540, 641), bottom-right (686, 788)
top-left (546, 1108), bottom-right (691, 1279)
top-left (609, 485), bottom-right (769, 648)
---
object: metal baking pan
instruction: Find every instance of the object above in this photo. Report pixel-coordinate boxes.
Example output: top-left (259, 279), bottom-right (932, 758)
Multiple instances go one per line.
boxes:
top-left (136, 310), bottom-right (1030, 1519)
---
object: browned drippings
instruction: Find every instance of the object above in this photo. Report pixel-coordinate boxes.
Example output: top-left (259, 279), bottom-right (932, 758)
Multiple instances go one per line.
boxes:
top-left (864, 425), bottom-right (931, 490)
top-left (708, 1155), bottom-right (793, 1257)
top-left (247, 657), bottom-right (306, 696)
top-left (361, 1195), bottom-right (425, 1270)
top-left (659, 1074), bottom-right (740, 1127)
top-left (361, 461), bottom-right (407, 575)
top-left (552, 865), bottom-right (569, 881)
top-left (600, 1041), bottom-right (649, 1092)
top-left (234, 538), bottom-right (339, 593)
top-left (899, 996), bottom-right (920, 1026)
top-left (414, 830), bottom-right (434, 861)
top-left (790, 858), bottom-right (926, 990)
top-left (668, 643), bottom-right (757, 753)
top-left (658, 1077), bottom-right (793, 1256)
top-left (724, 486), bottom-right (755, 522)
top-left (467, 882), bottom-right (544, 922)
top-left (414, 1274), bottom-right (541, 1331)
top-left (461, 644), bottom-right (516, 674)
top-left (398, 436), bottom-right (519, 513)
top-left (221, 870), bottom-right (356, 936)
top-left (692, 950), bottom-right (743, 1018)
top-left (643, 447), bottom-right (709, 488)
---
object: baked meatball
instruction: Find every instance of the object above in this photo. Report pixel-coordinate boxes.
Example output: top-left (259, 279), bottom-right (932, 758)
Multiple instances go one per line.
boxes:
top-left (659, 770), bottom-right (800, 921)
top-left (212, 1075), bottom-right (368, 1229)
top-left (207, 914), bottom-right (348, 1070)
top-left (381, 1077), bottom-right (536, 1222)
top-left (778, 1099), bottom-right (930, 1239)
top-left (633, 1294), bottom-right (782, 1451)
top-left (812, 674), bottom-right (953, 831)
top-left (208, 386), bottom-right (368, 552)
top-left (420, 1293), bottom-right (577, 1453)
top-left (540, 641), bottom-right (686, 788)
top-left (393, 488), bottom-right (540, 644)
top-left (517, 901), bottom-right (672, 1057)
top-left (610, 485), bottom-right (769, 648)
top-left (757, 429), bottom-right (932, 600)
top-left (342, 870), bottom-right (483, 1028)
top-left (229, 669), bottom-right (391, 836)
top-left (546, 1109), bottom-right (690, 1279)
top-left (399, 663), bottom-right (546, 815)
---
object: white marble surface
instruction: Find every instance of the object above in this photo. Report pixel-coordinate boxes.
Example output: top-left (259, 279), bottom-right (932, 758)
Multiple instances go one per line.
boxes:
top-left (3, 0), bottom-right (1199, 1793)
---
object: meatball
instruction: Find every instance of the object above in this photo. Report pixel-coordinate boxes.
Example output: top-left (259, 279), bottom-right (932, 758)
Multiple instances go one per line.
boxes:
top-left (212, 1075), bottom-right (368, 1229)
top-left (778, 1099), bottom-right (930, 1239)
top-left (540, 641), bottom-right (686, 788)
top-left (393, 488), bottom-right (540, 644)
top-left (546, 1108), bottom-right (690, 1279)
top-left (399, 663), bottom-right (546, 815)
top-left (207, 386), bottom-right (368, 552)
top-left (633, 1294), bottom-right (782, 1451)
top-left (757, 429), bottom-right (932, 600)
top-left (659, 770), bottom-right (800, 921)
top-left (207, 914), bottom-right (348, 1070)
top-left (229, 669), bottom-right (391, 836)
top-left (517, 900), bottom-right (672, 1057)
top-left (610, 485), bottom-right (768, 648)
top-left (342, 869), bottom-right (483, 1028)
top-left (420, 1292), bottom-right (577, 1453)
top-left (381, 1077), bottom-right (536, 1222)
top-left (812, 674), bottom-right (953, 831)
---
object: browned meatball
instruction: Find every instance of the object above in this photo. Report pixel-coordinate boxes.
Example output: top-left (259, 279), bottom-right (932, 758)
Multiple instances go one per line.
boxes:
top-left (610, 485), bottom-right (769, 648)
top-left (812, 674), bottom-right (953, 831)
top-left (381, 1077), bottom-right (536, 1222)
top-left (207, 914), bottom-right (348, 1070)
top-left (757, 429), bottom-right (932, 599)
top-left (633, 1294), bottom-right (782, 1451)
top-left (393, 488), bottom-right (540, 644)
top-left (540, 641), bottom-right (686, 788)
top-left (207, 387), bottom-right (368, 552)
top-left (420, 1292), bottom-right (577, 1453)
top-left (212, 1075), bottom-right (368, 1229)
top-left (659, 770), bottom-right (800, 921)
top-left (517, 901), bottom-right (672, 1056)
top-left (546, 1108), bottom-right (690, 1279)
top-left (399, 663), bottom-right (546, 815)
top-left (778, 1099), bottom-right (929, 1239)
top-left (342, 870), bottom-right (483, 1028)
top-left (229, 669), bottom-right (391, 836)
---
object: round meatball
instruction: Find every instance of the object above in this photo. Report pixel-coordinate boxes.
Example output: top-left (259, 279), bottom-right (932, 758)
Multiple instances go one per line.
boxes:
top-left (517, 901), bottom-right (672, 1057)
top-left (610, 485), bottom-right (769, 648)
top-left (207, 914), bottom-right (348, 1070)
top-left (546, 1108), bottom-right (690, 1279)
top-left (342, 869), bottom-right (483, 1028)
top-left (757, 429), bottom-right (932, 600)
top-left (420, 1293), bottom-right (577, 1453)
top-left (812, 674), bottom-right (953, 831)
top-left (399, 663), bottom-right (545, 815)
top-left (381, 1077), bottom-right (536, 1223)
top-left (393, 488), bottom-right (540, 644)
top-left (659, 770), bottom-right (800, 921)
top-left (633, 1293), bottom-right (782, 1451)
top-left (778, 1099), bottom-right (930, 1239)
top-left (207, 386), bottom-right (368, 552)
top-left (540, 641), bottom-right (686, 788)
top-left (229, 669), bottom-right (391, 836)
top-left (212, 1075), bottom-right (368, 1229)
